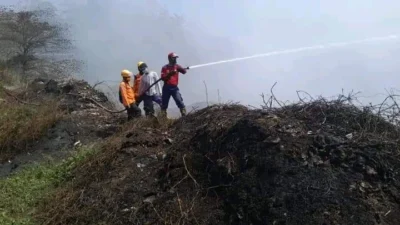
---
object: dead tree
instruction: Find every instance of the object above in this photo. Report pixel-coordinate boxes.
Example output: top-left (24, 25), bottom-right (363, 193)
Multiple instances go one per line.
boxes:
top-left (0, 5), bottom-right (73, 74)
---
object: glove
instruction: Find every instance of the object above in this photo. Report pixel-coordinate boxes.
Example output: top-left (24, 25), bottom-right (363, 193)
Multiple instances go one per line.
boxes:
top-left (177, 68), bottom-right (183, 73)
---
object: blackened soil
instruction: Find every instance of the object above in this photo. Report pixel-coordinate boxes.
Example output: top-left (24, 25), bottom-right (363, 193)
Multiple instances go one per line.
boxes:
top-left (38, 103), bottom-right (400, 225)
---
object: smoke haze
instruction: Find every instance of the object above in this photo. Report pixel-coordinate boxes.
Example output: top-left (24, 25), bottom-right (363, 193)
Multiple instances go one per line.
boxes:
top-left (1, 0), bottom-right (400, 107)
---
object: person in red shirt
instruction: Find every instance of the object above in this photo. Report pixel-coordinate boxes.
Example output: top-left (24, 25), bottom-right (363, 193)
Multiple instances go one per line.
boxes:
top-left (160, 52), bottom-right (189, 117)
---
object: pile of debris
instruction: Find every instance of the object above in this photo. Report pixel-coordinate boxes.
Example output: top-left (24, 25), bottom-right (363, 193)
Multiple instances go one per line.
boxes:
top-left (0, 78), bottom-right (124, 177)
top-left (38, 100), bottom-right (400, 225)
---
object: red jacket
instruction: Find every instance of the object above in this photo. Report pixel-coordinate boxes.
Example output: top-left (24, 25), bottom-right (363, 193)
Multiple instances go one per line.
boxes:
top-left (133, 74), bottom-right (142, 100)
top-left (161, 64), bottom-right (187, 86)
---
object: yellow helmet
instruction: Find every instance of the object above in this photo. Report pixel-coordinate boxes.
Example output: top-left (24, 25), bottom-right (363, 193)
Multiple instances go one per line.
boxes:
top-left (121, 69), bottom-right (132, 78)
top-left (137, 61), bottom-right (145, 67)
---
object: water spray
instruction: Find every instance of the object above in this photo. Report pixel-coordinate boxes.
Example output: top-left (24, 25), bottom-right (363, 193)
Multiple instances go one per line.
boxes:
top-left (186, 34), bottom-right (399, 70)
top-left (132, 34), bottom-right (399, 97)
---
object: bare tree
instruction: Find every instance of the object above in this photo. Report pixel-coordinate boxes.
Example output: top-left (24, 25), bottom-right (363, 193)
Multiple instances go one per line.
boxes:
top-left (0, 4), bottom-right (73, 74)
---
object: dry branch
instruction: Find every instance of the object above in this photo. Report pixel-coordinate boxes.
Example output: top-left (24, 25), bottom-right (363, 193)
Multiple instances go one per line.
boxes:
top-left (183, 154), bottom-right (199, 188)
top-left (1, 88), bottom-right (41, 106)
top-left (66, 93), bottom-right (126, 114)
top-left (92, 80), bottom-right (106, 89)
top-left (203, 80), bottom-right (209, 107)
top-left (217, 89), bottom-right (221, 104)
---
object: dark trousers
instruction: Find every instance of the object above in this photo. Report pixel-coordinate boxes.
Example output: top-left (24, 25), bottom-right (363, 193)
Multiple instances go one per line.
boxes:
top-left (135, 97), bottom-right (142, 106)
top-left (143, 94), bottom-right (162, 116)
top-left (127, 104), bottom-right (141, 120)
top-left (161, 84), bottom-right (185, 110)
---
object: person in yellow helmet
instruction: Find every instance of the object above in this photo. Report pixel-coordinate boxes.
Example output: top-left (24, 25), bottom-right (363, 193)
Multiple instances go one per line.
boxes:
top-left (119, 69), bottom-right (141, 120)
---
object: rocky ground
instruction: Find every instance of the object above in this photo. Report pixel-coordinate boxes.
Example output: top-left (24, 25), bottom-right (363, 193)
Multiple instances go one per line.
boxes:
top-left (37, 99), bottom-right (400, 225)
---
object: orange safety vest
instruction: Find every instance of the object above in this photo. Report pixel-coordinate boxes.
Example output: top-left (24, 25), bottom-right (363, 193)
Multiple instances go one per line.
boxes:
top-left (119, 81), bottom-right (135, 107)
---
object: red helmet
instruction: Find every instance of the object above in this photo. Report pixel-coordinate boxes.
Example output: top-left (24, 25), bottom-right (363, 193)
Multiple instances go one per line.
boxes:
top-left (168, 52), bottom-right (179, 58)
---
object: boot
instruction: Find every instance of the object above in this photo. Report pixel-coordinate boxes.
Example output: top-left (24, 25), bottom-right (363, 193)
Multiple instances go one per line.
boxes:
top-left (180, 107), bottom-right (186, 116)
top-left (160, 109), bottom-right (167, 118)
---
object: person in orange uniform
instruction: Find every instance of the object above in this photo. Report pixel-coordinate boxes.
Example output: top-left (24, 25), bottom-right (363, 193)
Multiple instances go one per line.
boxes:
top-left (119, 69), bottom-right (141, 120)
top-left (133, 62), bottom-right (144, 106)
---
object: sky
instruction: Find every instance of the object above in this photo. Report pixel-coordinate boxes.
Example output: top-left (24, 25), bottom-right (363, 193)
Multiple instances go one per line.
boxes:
top-left (1, 0), bottom-right (400, 108)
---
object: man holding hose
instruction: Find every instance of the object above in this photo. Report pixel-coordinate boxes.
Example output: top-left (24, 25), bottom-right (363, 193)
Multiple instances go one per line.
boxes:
top-left (160, 52), bottom-right (189, 117)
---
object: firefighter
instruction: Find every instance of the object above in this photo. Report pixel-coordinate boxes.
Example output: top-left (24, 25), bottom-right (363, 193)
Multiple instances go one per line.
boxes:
top-left (133, 62), bottom-right (144, 106)
top-left (160, 52), bottom-right (189, 117)
top-left (137, 62), bottom-right (163, 117)
top-left (119, 69), bottom-right (141, 120)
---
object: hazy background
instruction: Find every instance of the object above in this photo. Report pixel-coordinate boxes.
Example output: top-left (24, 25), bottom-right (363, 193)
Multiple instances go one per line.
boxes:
top-left (2, 0), bottom-right (400, 107)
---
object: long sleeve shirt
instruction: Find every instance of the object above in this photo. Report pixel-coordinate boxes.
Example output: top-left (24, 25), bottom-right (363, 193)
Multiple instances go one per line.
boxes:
top-left (160, 64), bottom-right (187, 86)
top-left (139, 71), bottom-right (162, 96)
top-left (119, 81), bottom-right (135, 107)
top-left (133, 74), bottom-right (142, 100)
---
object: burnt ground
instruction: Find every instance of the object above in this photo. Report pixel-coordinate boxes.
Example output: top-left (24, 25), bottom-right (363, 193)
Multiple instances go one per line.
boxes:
top-left (0, 78), bottom-right (126, 177)
top-left (37, 100), bottom-right (400, 225)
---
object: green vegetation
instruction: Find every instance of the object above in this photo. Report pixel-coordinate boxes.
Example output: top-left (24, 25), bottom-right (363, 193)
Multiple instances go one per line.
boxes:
top-left (0, 145), bottom-right (99, 225)
top-left (0, 99), bottom-right (62, 161)
top-left (0, 69), bottom-right (25, 87)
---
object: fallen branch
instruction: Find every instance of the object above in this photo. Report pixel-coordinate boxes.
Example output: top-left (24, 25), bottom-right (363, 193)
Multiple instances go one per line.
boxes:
top-left (1, 88), bottom-right (41, 106)
top-left (188, 106), bottom-right (200, 115)
top-left (183, 154), bottom-right (199, 188)
top-left (66, 93), bottom-right (126, 113)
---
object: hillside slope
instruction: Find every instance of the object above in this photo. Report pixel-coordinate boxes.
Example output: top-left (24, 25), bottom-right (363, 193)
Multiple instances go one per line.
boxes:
top-left (0, 78), bottom-right (124, 177)
top-left (37, 100), bottom-right (400, 225)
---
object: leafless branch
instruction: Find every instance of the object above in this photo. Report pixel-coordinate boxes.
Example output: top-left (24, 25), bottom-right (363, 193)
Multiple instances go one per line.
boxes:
top-left (1, 87), bottom-right (41, 106)
top-left (66, 93), bottom-right (125, 114)
top-left (270, 82), bottom-right (282, 107)
top-left (296, 90), bottom-right (314, 103)
top-left (203, 80), bottom-right (209, 107)
top-left (0, 5), bottom-right (74, 74)
top-left (261, 82), bottom-right (284, 109)
top-left (182, 154), bottom-right (199, 188)
top-left (217, 89), bottom-right (221, 104)
top-left (93, 80), bottom-right (105, 89)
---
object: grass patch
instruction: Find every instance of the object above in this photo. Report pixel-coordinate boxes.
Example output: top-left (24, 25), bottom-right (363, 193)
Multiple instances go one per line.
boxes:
top-left (0, 99), bottom-right (63, 162)
top-left (0, 68), bottom-right (24, 87)
top-left (0, 145), bottom-right (99, 225)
